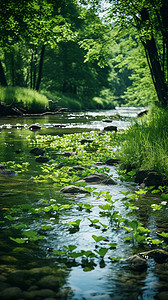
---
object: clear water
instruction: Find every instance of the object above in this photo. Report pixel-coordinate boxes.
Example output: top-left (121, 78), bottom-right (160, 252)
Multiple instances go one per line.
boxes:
top-left (0, 107), bottom-right (168, 300)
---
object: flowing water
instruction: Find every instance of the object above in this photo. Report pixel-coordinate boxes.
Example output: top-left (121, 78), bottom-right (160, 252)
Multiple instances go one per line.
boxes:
top-left (0, 107), bottom-right (168, 300)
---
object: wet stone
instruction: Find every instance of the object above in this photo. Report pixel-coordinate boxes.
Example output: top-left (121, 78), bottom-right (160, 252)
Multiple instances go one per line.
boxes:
top-left (23, 288), bottom-right (56, 299)
top-left (30, 147), bottom-right (45, 156)
top-left (127, 254), bottom-right (147, 271)
top-left (37, 275), bottom-right (60, 290)
top-left (36, 156), bottom-right (49, 163)
top-left (60, 185), bottom-right (90, 194)
top-left (103, 125), bottom-right (117, 132)
top-left (0, 286), bottom-right (22, 300)
top-left (83, 173), bottom-right (117, 185)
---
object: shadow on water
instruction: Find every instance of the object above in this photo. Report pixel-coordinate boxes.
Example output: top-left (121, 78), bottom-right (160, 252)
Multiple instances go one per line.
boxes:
top-left (0, 108), bottom-right (168, 299)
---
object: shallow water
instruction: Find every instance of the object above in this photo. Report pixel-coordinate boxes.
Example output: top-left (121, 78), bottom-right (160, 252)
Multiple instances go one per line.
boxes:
top-left (0, 107), bottom-right (168, 300)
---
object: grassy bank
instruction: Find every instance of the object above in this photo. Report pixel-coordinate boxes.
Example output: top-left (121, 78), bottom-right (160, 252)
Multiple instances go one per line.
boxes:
top-left (0, 86), bottom-right (49, 113)
top-left (119, 105), bottom-right (168, 180)
top-left (0, 86), bottom-right (115, 114)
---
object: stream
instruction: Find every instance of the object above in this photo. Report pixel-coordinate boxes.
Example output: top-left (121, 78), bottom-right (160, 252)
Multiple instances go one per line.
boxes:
top-left (0, 107), bottom-right (168, 300)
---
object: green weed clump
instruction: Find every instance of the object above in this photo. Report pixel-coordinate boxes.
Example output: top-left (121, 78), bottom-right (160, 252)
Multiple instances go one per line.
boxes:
top-left (0, 86), bottom-right (49, 113)
top-left (119, 105), bottom-right (168, 179)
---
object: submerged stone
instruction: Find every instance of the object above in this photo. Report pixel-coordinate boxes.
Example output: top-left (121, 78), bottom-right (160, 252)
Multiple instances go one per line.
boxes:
top-left (36, 156), bottom-right (49, 163)
top-left (126, 254), bottom-right (147, 271)
top-left (60, 185), bottom-right (90, 194)
top-left (0, 287), bottom-right (22, 300)
top-left (30, 147), bottom-right (45, 156)
top-left (135, 169), bottom-right (163, 186)
top-left (79, 138), bottom-right (94, 144)
top-left (105, 158), bottom-right (120, 165)
top-left (83, 173), bottom-right (117, 185)
top-left (37, 275), bottom-right (61, 290)
top-left (103, 125), bottom-right (117, 132)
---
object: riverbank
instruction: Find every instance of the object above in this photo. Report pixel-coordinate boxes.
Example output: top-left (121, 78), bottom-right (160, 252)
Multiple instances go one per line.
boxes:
top-left (119, 105), bottom-right (168, 182)
top-left (0, 86), bottom-right (115, 116)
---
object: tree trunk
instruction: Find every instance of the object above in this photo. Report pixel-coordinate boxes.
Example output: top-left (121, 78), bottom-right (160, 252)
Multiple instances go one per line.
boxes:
top-left (140, 8), bottom-right (168, 107)
top-left (0, 59), bottom-right (7, 86)
top-left (36, 45), bottom-right (45, 91)
top-left (142, 37), bottom-right (168, 107)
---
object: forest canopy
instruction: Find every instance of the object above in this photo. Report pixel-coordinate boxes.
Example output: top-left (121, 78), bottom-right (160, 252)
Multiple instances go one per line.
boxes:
top-left (0, 0), bottom-right (167, 108)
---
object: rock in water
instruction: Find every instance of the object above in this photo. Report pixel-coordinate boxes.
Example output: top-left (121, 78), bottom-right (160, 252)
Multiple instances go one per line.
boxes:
top-left (60, 185), bottom-right (90, 194)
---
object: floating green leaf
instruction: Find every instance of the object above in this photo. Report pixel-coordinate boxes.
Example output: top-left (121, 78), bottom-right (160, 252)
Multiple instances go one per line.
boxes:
top-left (53, 249), bottom-right (67, 256)
top-left (92, 235), bottom-right (106, 242)
top-left (67, 219), bottom-right (81, 227)
top-left (64, 245), bottom-right (77, 251)
top-left (151, 204), bottom-right (162, 210)
top-left (157, 232), bottom-right (168, 238)
top-left (9, 237), bottom-right (28, 244)
top-left (94, 247), bottom-right (108, 258)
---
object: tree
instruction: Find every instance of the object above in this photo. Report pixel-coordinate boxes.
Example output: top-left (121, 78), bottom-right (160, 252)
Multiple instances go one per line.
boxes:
top-left (79, 0), bottom-right (168, 107)
top-left (0, 0), bottom-right (77, 90)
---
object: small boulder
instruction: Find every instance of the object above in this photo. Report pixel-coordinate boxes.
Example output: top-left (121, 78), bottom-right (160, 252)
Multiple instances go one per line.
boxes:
top-left (0, 287), bottom-right (22, 300)
top-left (140, 249), bottom-right (168, 263)
top-left (103, 125), bottom-right (117, 132)
top-left (105, 158), bottom-right (120, 165)
top-left (72, 166), bottom-right (85, 171)
top-left (0, 167), bottom-right (16, 176)
top-left (126, 254), bottom-right (147, 271)
top-left (102, 119), bottom-right (113, 123)
top-left (135, 169), bottom-right (156, 184)
top-left (143, 172), bottom-right (163, 187)
top-left (30, 147), bottom-right (45, 156)
top-left (84, 173), bottom-right (117, 185)
top-left (64, 151), bottom-right (76, 156)
top-left (36, 156), bottom-right (49, 163)
top-left (60, 185), bottom-right (90, 194)
top-left (37, 275), bottom-right (60, 290)
top-left (79, 139), bottom-right (94, 144)
top-left (0, 164), bottom-right (6, 169)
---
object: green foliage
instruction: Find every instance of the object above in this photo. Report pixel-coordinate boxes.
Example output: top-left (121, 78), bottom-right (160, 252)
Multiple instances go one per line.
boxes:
top-left (119, 105), bottom-right (168, 178)
top-left (0, 86), bottom-right (49, 113)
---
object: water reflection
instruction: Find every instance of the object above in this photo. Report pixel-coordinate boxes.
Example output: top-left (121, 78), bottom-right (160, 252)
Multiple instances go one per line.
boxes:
top-left (0, 107), bottom-right (168, 299)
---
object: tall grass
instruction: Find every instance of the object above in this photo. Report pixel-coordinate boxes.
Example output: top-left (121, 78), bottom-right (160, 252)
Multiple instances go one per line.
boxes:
top-left (0, 86), bottom-right (49, 113)
top-left (119, 105), bottom-right (168, 179)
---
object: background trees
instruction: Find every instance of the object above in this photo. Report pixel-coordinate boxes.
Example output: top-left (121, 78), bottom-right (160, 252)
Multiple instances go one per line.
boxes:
top-left (79, 0), bottom-right (168, 107)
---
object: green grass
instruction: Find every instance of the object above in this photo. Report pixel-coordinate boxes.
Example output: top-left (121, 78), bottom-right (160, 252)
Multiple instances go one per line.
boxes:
top-left (0, 86), bottom-right (49, 113)
top-left (119, 105), bottom-right (168, 179)
top-left (0, 86), bottom-right (115, 113)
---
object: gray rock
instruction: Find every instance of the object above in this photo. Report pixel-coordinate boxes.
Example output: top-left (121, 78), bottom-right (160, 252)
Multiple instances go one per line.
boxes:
top-left (105, 158), bottom-right (120, 165)
top-left (135, 169), bottom-right (156, 184)
top-left (0, 164), bottom-right (6, 169)
top-left (64, 151), bottom-right (76, 156)
top-left (23, 288), bottom-right (56, 299)
top-left (79, 139), bottom-right (94, 144)
top-left (36, 156), bottom-right (49, 163)
top-left (140, 249), bottom-right (168, 263)
top-left (60, 185), bottom-right (90, 194)
top-left (0, 168), bottom-right (16, 177)
top-left (37, 275), bottom-right (60, 290)
top-left (102, 119), bottom-right (113, 123)
top-left (103, 125), bottom-right (117, 132)
top-left (127, 254), bottom-right (147, 271)
top-left (143, 172), bottom-right (163, 187)
top-left (30, 147), bottom-right (45, 156)
top-left (72, 166), bottom-right (85, 171)
top-left (84, 173), bottom-right (117, 185)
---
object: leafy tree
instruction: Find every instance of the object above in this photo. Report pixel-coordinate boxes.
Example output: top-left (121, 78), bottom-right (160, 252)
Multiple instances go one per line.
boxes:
top-left (79, 0), bottom-right (168, 107)
top-left (0, 0), bottom-right (77, 90)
